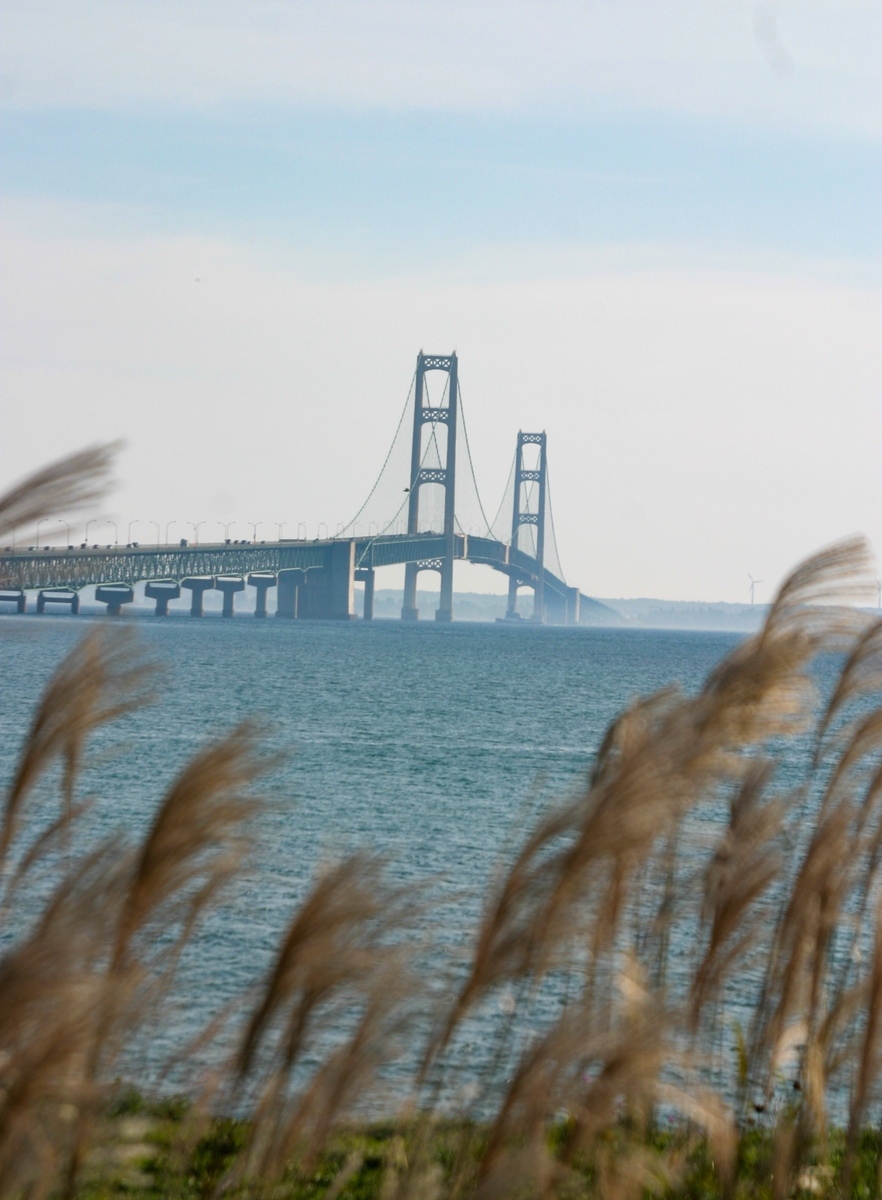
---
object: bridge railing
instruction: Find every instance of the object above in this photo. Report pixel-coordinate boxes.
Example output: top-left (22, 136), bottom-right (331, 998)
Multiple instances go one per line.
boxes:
top-left (0, 533), bottom-right (570, 601)
top-left (0, 543), bottom-right (329, 591)
top-left (354, 533), bottom-right (464, 570)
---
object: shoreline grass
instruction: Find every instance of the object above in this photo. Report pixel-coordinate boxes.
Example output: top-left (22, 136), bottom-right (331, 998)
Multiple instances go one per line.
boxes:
top-left (5, 450), bottom-right (882, 1199)
top-left (77, 1090), bottom-right (882, 1199)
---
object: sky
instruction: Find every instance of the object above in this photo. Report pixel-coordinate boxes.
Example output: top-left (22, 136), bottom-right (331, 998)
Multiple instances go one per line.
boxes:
top-left (1, 1), bottom-right (880, 602)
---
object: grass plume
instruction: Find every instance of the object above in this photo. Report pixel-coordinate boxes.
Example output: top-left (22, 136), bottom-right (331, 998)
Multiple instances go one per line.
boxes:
top-left (3, 425), bottom-right (882, 1200)
top-left (0, 443), bottom-right (119, 548)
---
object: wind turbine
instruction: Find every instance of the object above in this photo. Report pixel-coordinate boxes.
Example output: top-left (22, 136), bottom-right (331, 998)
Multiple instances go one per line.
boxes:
top-left (748, 573), bottom-right (764, 606)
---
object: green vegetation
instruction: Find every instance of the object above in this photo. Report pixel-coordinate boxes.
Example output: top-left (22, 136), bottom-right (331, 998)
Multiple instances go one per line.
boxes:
top-left (75, 1096), bottom-right (882, 1198)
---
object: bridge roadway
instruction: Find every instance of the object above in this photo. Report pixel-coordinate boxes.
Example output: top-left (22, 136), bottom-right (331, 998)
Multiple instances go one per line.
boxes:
top-left (0, 533), bottom-right (582, 623)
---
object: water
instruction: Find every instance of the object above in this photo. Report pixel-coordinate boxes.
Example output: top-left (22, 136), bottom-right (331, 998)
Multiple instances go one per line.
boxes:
top-left (0, 614), bottom-right (758, 1095)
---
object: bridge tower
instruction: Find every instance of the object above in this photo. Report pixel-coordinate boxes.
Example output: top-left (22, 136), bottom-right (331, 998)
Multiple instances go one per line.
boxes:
top-left (401, 352), bottom-right (458, 622)
top-left (505, 431), bottom-right (547, 623)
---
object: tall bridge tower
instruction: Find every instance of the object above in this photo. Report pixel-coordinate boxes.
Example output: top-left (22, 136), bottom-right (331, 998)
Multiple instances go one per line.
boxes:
top-left (505, 431), bottom-right (547, 623)
top-left (0, 352), bottom-right (590, 624)
top-left (401, 352), bottom-right (458, 622)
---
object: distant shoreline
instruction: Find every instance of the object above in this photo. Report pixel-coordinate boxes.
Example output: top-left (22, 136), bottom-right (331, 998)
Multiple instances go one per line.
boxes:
top-left (8, 582), bottom-right (877, 632)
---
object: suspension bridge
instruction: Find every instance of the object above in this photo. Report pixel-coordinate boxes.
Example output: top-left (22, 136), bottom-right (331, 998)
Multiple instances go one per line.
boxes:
top-left (0, 352), bottom-right (587, 624)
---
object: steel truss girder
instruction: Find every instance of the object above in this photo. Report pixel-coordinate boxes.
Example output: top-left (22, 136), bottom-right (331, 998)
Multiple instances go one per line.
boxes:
top-left (0, 531), bottom-right (570, 604)
top-left (0, 543), bottom-right (328, 591)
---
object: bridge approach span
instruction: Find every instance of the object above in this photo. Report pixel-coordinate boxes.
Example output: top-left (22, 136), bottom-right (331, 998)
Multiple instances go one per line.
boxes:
top-left (0, 533), bottom-right (582, 623)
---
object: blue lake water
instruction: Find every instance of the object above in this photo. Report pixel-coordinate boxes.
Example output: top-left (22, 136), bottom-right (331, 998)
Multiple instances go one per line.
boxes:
top-left (1, 612), bottom-right (782, 1098)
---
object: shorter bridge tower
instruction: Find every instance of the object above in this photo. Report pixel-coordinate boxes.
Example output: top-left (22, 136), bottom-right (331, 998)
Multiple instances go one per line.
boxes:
top-left (401, 352), bottom-right (458, 622)
top-left (505, 431), bottom-right (547, 623)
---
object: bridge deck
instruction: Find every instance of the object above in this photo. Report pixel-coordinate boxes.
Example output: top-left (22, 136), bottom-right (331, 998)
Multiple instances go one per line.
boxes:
top-left (0, 533), bottom-right (570, 602)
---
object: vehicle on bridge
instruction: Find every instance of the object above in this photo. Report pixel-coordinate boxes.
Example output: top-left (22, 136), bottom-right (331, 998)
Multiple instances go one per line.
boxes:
top-left (0, 353), bottom-right (586, 624)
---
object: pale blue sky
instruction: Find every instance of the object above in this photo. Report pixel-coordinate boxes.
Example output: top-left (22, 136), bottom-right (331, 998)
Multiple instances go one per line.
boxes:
top-left (1, 1), bottom-right (880, 600)
top-left (2, 107), bottom-right (879, 266)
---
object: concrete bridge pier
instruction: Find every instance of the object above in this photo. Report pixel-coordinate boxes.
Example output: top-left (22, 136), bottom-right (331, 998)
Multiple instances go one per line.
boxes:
top-left (0, 589), bottom-right (27, 613)
top-left (566, 587), bottom-right (580, 626)
top-left (37, 590), bottom-right (79, 614)
top-left (96, 585), bottom-right (134, 616)
top-left (355, 568), bottom-right (375, 621)
top-left (248, 573), bottom-right (277, 618)
top-left (400, 579), bottom-right (419, 621)
top-left (530, 587), bottom-right (547, 624)
top-left (182, 578), bottom-right (214, 617)
top-left (543, 591), bottom-right (572, 625)
top-left (298, 542), bottom-right (356, 620)
top-left (145, 581), bottom-right (180, 616)
top-left (277, 569), bottom-right (303, 619)
top-left (436, 557), bottom-right (454, 622)
top-left (323, 540), bottom-right (356, 619)
top-left (504, 581), bottom-right (524, 621)
top-left (96, 584), bottom-right (134, 616)
top-left (215, 576), bottom-right (245, 618)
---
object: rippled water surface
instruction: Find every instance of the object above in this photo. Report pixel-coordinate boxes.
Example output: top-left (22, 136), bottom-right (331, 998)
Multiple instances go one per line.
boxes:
top-left (1, 613), bottom-right (745, 1083)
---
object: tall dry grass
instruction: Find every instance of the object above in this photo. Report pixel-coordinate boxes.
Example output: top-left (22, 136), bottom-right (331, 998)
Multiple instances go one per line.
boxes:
top-left (2, 450), bottom-right (882, 1198)
top-left (0, 443), bottom-right (119, 555)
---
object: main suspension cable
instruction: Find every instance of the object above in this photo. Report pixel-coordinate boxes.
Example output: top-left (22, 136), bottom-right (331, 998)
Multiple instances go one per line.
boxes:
top-left (488, 450), bottom-right (516, 540)
top-left (456, 380), bottom-right (496, 538)
top-left (544, 463), bottom-right (566, 583)
top-left (339, 368), bottom-right (416, 534)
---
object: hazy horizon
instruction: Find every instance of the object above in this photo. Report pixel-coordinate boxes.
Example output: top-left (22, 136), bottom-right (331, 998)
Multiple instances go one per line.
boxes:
top-left (2, 2), bottom-right (879, 603)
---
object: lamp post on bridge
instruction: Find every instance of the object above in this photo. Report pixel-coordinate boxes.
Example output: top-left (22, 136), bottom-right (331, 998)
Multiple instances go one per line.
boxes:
top-left (165, 521), bottom-right (176, 544)
top-left (248, 522), bottom-right (261, 544)
top-left (85, 519), bottom-right (99, 544)
top-left (57, 520), bottom-right (70, 547)
top-left (219, 521), bottom-right (236, 541)
top-left (275, 522), bottom-right (285, 541)
top-left (149, 521), bottom-right (160, 545)
top-left (189, 521), bottom-right (205, 545)
top-left (36, 519), bottom-right (47, 545)
top-left (127, 520), bottom-right (138, 543)
top-left (107, 520), bottom-right (118, 546)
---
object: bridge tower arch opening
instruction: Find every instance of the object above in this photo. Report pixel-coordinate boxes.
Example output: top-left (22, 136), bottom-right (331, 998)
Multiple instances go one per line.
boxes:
top-left (505, 431), bottom-right (547, 624)
top-left (401, 352), bottom-right (458, 622)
